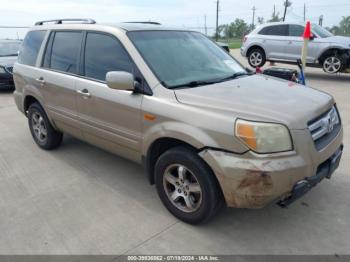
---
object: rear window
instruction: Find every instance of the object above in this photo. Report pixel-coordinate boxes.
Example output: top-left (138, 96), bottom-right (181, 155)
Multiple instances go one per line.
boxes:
top-left (18, 30), bottom-right (46, 66)
top-left (43, 31), bottom-right (82, 74)
top-left (259, 25), bottom-right (288, 36)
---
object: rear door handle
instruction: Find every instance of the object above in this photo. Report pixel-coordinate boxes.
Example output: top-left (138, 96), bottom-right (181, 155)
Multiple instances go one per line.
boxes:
top-left (35, 77), bottom-right (45, 86)
top-left (77, 88), bottom-right (91, 98)
top-left (288, 41), bottom-right (293, 44)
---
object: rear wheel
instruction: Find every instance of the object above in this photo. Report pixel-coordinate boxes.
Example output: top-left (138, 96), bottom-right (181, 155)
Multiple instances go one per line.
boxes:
top-left (322, 55), bottom-right (344, 74)
top-left (28, 103), bottom-right (63, 150)
top-left (155, 146), bottom-right (223, 224)
top-left (248, 48), bottom-right (266, 68)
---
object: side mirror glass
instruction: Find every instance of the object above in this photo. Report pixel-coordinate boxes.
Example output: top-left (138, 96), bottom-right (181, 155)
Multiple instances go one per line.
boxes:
top-left (106, 71), bottom-right (134, 91)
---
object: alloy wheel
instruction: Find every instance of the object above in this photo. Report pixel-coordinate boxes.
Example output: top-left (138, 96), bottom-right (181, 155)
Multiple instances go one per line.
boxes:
top-left (249, 51), bottom-right (263, 67)
top-left (163, 164), bottom-right (202, 213)
top-left (31, 111), bottom-right (48, 143)
top-left (323, 56), bottom-right (342, 74)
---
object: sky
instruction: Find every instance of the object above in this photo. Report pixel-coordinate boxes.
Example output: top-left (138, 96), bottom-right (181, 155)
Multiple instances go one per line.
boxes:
top-left (0, 0), bottom-right (349, 39)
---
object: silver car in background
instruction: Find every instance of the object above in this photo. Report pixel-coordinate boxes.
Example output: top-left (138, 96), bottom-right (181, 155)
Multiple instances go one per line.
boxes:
top-left (241, 22), bottom-right (350, 74)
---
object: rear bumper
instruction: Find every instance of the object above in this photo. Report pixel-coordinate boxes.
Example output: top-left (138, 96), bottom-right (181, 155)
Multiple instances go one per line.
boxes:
top-left (199, 128), bottom-right (343, 208)
top-left (240, 47), bottom-right (246, 57)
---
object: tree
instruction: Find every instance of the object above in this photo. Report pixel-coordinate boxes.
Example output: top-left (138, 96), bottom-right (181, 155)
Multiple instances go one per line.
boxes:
top-left (257, 17), bottom-right (265, 25)
top-left (328, 26), bottom-right (340, 35)
top-left (339, 16), bottom-right (350, 36)
top-left (268, 12), bottom-right (282, 22)
top-left (268, 5), bottom-right (282, 22)
top-left (216, 19), bottom-right (249, 39)
top-left (230, 19), bottom-right (249, 38)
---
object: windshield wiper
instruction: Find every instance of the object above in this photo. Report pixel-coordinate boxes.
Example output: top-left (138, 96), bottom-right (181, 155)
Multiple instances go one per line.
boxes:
top-left (169, 80), bottom-right (218, 89)
top-left (216, 71), bottom-right (251, 83)
top-left (168, 71), bottom-right (252, 89)
top-left (0, 54), bottom-right (18, 57)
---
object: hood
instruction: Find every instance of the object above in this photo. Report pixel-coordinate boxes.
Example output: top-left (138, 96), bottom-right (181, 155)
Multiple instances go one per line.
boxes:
top-left (326, 36), bottom-right (350, 48)
top-left (174, 74), bottom-right (334, 130)
top-left (0, 56), bottom-right (17, 67)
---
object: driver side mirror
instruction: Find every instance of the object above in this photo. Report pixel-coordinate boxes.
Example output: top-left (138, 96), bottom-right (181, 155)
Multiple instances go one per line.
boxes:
top-left (106, 71), bottom-right (136, 91)
top-left (310, 35), bottom-right (316, 41)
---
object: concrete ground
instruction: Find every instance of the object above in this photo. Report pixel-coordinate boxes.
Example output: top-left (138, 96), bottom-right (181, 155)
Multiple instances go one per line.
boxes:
top-left (0, 49), bottom-right (349, 255)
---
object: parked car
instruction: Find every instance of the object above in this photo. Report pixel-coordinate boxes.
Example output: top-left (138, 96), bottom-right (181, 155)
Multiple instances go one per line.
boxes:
top-left (14, 19), bottom-right (343, 224)
top-left (0, 39), bottom-right (21, 90)
top-left (241, 22), bottom-right (350, 74)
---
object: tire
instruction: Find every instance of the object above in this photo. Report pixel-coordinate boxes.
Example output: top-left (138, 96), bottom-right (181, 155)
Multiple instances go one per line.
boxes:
top-left (248, 48), bottom-right (266, 68)
top-left (322, 55), bottom-right (344, 74)
top-left (155, 146), bottom-right (223, 224)
top-left (28, 102), bottom-right (63, 150)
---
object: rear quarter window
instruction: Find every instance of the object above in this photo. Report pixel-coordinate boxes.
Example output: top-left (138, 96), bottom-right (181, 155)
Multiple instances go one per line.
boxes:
top-left (18, 30), bottom-right (46, 66)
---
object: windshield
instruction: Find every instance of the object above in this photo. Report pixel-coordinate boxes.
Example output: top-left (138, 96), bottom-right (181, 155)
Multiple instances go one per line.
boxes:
top-left (0, 41), bottom-right (21, 57)
top-left (128, 31), bottom-right (246, 88)
top-left (312, 24), bottom-right (333, 38)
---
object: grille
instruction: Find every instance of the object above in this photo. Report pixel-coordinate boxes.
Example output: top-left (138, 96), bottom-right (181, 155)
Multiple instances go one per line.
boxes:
top-left (5, 66), bottom-right (13, 74)
top-left (308, 106), bottom-right (341, 151)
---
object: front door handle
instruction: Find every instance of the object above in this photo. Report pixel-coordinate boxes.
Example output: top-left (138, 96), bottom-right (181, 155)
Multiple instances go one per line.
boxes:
top-left (77, 88), bottom-right (91, 98)
top-left (35, 77), bottom-right (45, 86)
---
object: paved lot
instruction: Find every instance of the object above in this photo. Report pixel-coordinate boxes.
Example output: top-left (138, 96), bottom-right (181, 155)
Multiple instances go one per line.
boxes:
top-left (0, 49), bottom-right (349, 255)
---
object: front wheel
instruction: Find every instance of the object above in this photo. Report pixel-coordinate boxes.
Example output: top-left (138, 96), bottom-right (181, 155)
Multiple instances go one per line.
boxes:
top-left (322, 55), bottom-right (344, 74)
top-left (155, 147), bottom-right (223, 224)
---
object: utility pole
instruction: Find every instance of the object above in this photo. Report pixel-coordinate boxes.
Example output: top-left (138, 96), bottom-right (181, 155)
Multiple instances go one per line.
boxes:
top-left (204, 15), bottom-right (208, 35)
top-left (215, 0), bottom-right (219, 41)
top-left (273, 5), bottom-right (276, 18)
top-left (319, 15), bottom-right (324, 26)
top-left (303, 3), bottom-right (306, 21)
top-left (252, 6), bottom-right (256, 29)
top-left (283, 0), bottom-right (291, 22)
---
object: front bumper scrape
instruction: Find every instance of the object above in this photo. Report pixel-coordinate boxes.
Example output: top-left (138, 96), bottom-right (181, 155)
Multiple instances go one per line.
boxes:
top-left (278, 145), bottom-right (343, 208)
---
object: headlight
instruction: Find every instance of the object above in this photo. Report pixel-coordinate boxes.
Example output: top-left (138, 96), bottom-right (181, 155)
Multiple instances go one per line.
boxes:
top-left (0, 66), bottom-right (6, 74)
top-left (235, 119), bottom-right (293, 153)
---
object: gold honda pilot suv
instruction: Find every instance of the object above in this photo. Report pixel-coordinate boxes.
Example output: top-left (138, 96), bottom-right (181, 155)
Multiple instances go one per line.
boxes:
top-left (13, 19), bottom-right (343, 224)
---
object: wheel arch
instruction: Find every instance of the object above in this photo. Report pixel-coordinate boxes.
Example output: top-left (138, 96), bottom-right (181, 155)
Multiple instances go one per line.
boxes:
top-left (143, 137), bottom-right (199, 184)
top-left (23, 93), bottom-right (57, 130)
top-left (246, 45), bottom-right (266, 57)
top-left (24, 95), bottom-right (41, 114)
top-left (142, 122), bottom-right (221, 185)
top-left (318, 47), bottom-right (347, 63)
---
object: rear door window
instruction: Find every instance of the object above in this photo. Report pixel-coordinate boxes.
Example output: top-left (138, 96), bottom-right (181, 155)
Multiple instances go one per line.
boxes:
top-left (259, 25), bottom-right (288, 36)
top-left (43, 31), bottom-right (82, 74)
top-left (83, 32), bottom-right (133, 81)
top-left (18, 30), bottom-right (46, 66)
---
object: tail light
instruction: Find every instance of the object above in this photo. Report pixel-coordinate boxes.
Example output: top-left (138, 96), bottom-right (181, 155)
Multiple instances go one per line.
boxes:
top-left (243, 36), bottom-right (247, 43)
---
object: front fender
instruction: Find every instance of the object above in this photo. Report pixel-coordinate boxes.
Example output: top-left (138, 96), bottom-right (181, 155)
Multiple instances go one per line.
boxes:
top-left (142, 121), bottom-right (220, 156)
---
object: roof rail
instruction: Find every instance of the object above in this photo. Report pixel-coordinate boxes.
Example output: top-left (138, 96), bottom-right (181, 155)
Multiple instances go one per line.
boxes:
top-left (35, 18), bottom-right (96, 26)
top-left (123, 21), bottom-right (161, 25)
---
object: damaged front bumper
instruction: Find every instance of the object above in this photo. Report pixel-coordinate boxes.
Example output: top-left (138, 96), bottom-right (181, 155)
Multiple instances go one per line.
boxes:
top-left (199, 129), bottom-right (343, 209)
top-left (278, 145), bottom-right (343, 207)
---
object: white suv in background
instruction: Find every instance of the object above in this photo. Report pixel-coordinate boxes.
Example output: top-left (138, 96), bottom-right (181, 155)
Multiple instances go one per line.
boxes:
top-left (240, 22), bottom-right (350, 74)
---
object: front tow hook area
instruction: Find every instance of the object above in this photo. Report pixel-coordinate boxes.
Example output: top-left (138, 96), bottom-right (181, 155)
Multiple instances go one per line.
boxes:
top-left (277, 145), bottom-right (343, 208)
